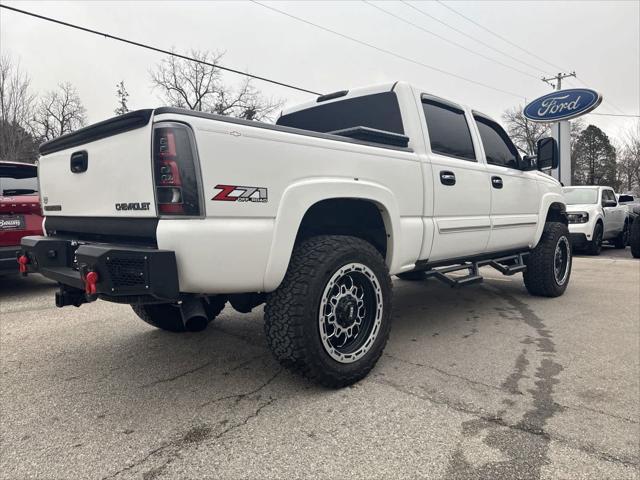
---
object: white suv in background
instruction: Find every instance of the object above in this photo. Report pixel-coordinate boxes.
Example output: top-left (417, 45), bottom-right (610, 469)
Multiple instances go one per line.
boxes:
top-left (563, 186), bottom-right (628, 255)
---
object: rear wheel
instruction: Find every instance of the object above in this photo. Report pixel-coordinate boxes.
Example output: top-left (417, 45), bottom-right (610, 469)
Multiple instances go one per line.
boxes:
top-left (613, 222), bottom-right (629, 249)
top-left (585, 222), bottom-right (603, 256)
top-left (524, 222), bottom-right (572, 297)
top-left (631, 217), bottom-right (640, 258)
top-left (264, 235), bottom-right (392, 388)
top-left (131, 296), bottom-right (227, 332)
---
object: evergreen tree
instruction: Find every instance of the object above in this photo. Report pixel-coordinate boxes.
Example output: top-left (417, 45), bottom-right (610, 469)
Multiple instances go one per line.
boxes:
top-left (571, 125), bottom-right (617, 187)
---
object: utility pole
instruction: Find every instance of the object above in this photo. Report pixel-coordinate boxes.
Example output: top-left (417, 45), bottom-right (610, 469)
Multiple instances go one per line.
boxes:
top-left (542, 72), bottom-right (576, 186)
top-left (541, 71), bottom-right (576, 91)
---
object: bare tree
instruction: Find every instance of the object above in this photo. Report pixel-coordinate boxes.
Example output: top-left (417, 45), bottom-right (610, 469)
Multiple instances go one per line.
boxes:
top-left (616, 122), bottom-right (640, 194)
top-left (150, 49), bottom-right (283, 121)
top-left (32, 82), bottom-right (87, 142)
top-left (114, 80), bottom-right (130, 115)
top-left (0, 55), bottom-right (38, 163)
top-left (502, 105), bottom-right (551, 155)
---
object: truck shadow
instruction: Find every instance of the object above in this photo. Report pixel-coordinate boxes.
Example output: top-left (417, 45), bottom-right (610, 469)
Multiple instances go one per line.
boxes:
top-left (0, 273), bottom-right (57, 298)
top-left (39, 276), bottom-right (524, 400)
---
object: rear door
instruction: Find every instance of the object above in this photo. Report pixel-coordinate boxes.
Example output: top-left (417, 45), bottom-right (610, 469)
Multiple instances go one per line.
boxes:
top-left (421, 95), bottom-right (490, 262)
top-left (38, 111), bottom-right (157, 218)
top-left (473, 114), bottom-right (539, 252)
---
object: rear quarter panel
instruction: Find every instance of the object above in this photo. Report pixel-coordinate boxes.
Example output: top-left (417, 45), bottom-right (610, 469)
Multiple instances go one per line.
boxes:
top-left (153, 113), bottom-right (423, 293)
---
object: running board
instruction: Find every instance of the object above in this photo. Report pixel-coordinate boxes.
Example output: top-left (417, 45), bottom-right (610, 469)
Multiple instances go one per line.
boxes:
top-left (421, 253), bottom-right (528, 288)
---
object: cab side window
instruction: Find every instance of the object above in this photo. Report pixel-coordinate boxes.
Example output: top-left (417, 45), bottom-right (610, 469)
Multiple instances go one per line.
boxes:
top-left (602, 190), bottom-right (616, 205)
top-left (474, 115), bottom-right (521, 169)
top-left (422, 99), bottom-right (476, 161)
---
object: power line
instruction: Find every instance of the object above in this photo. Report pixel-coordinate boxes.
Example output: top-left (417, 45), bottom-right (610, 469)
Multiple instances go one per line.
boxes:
top-left (434, 1), bottom-right (635, 118)
top-left (364, 1), bottom-right (540, 80)
top-left (587, 112), bottom-right (640, 118)
top-left (401, 1), bottom-right (551, 76)
top-left (0, 3), bottom-right (322, 96)
top-left (435, 0), bottom-right (570, 73)
top-left (252, 1), bottom-right (525, 99)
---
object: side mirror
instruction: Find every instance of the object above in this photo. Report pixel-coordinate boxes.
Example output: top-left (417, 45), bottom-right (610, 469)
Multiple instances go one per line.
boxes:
top-left (536, 137), bottom-right (558, 170)
top-left (602, 200), bottom-right (617, 208)
top-left (520, 155), bottom-right (537, 171)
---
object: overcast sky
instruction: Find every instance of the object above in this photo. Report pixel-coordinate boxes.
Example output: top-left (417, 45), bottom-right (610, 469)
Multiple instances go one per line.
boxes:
top-left (1, 1), bottom-right (638, 142)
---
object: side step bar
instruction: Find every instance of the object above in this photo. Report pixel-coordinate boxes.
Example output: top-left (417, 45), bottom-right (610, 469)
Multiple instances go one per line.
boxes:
top-left (420, 253), bottom-right (528, 288)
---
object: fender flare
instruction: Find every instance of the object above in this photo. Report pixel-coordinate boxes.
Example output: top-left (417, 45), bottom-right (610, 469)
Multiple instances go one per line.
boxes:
top-left (533, 193), bottom-right (566, 247)
top-left (262, 177), bottom-right (401, 292)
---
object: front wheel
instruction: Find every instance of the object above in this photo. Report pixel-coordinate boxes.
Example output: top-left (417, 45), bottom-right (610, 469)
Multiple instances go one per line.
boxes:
top-left (613, 222), bottom-right (629, 249)
top-left (585, 222), bottom-right (603, 255)
top-left (264, 235), bottom-right (392, 388)
top-left (524, 222), bottom-right (572, 297)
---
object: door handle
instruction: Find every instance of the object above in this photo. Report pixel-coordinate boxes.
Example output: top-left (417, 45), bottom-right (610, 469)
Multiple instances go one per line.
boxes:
top-left (491, 176), bottom-right (503, 189)
top-left (440, 171), bottom-right (456, 186)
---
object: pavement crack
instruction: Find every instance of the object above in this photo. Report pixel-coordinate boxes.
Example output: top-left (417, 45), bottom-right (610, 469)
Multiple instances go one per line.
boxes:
top-left (375, 377), bottom-right (638, 468)
top-left (199, 368), bottom-right (282, 408)
top-left (384, 353), bottom-right (520, 395)
top-left (140, 353), bottom-right (269, 388)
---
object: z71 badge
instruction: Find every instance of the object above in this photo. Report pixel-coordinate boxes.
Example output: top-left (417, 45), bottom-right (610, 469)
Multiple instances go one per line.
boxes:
top-left (212, 185), bottom-right (268, 203)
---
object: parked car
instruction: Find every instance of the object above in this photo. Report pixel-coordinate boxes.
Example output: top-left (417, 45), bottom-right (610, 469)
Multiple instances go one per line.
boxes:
top-left (630, 206), bottom-right (640, 258)
top-left (563, 186), bottom-right (628, 254)
top-left (20, 82), bottom-right (572, 387)
top-left (617, 193), bottom-right (639, 231)
top-left (0, 161), bottom-right (43, 275)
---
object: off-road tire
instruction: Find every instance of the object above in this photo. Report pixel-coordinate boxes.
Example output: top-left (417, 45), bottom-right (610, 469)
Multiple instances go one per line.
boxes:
top-left (524, 222), bottom-right (572, 297)
top-left (396, 270), bottom-right (427, 281)
top-left (264, 235), bottom-right (392, 388)
top-left (131, 296), bottom-right (227, 332)
top-left (585, 222), bottom-right (603, 256)
top-left (631, 217), bottom-right (640, 258)
top-left (613, 221), bottom-right (629, 249)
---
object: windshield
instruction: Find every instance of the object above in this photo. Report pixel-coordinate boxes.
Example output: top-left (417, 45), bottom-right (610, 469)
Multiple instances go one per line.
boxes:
top-left (563, 187), bottom-right (598, 205)
top-left (0, 166), bottom-right (38, 196)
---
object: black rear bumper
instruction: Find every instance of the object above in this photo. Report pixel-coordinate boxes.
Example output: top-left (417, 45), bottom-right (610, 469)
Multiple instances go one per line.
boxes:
top-left (20, 236), bottom-right (179, 304)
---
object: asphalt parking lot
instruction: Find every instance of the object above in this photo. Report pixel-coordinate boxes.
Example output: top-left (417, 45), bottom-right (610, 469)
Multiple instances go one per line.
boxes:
top-left (1, 248), bottom-right (638, 480)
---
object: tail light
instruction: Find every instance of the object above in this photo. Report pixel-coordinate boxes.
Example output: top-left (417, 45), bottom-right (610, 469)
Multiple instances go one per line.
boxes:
top-left (153, 124), bottom-right (202, 216)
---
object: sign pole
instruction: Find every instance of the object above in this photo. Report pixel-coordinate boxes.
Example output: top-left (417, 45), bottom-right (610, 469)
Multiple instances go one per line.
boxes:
top-left (542, 72), bottom-right (576, 185)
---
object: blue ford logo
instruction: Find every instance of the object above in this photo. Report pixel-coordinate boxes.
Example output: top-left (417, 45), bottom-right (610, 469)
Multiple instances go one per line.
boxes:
top-left (524, 88), bottom-right (602, 122)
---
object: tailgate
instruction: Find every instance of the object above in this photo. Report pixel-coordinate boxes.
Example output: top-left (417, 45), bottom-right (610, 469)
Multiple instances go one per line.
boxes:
top-left (38, 110), bottom-right (157, 218)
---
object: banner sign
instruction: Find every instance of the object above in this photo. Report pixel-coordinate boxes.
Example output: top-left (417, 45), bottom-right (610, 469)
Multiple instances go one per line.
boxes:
top-left (524, 88), bottom-right (602, 122)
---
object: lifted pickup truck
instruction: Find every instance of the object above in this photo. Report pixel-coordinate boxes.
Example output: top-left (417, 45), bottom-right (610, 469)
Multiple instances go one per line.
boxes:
top-left (20, 82), bottom-right (572, 387)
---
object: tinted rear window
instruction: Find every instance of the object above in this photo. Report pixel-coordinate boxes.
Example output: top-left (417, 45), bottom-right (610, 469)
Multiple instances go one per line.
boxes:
top-left (0, 165), bottom-right (38, 196)
top-left (277, 92), bottom-right (404, 134)
top-left (422, 99), bottom-right (475, 161)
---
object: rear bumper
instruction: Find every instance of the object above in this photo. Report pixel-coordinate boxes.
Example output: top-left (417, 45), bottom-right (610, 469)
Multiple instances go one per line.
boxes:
top-left (20, 236), bottom-right (179, 303)
top-left (0, 246), bottom-right (21, 275)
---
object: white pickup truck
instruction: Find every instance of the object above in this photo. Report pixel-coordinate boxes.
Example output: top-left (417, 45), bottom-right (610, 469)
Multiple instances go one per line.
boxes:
top-left (20, 81), bottom-right (572, 387)
top-left (563, 186), bottom-right (629, 255)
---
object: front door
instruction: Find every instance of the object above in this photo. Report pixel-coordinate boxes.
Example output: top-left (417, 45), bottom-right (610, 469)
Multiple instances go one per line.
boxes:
top-left (601, 189), bottom-right (624, 239)
top-left (473, 114), bottom-right (539, 252)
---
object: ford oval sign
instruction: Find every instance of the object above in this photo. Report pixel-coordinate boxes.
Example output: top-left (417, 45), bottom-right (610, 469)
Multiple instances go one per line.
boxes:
top-left (524, 88), bottom-right (602, 122)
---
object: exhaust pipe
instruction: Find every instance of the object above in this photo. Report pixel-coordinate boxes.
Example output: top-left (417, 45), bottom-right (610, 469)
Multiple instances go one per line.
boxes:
top-left (180, 297), bottom-right (208, 332)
